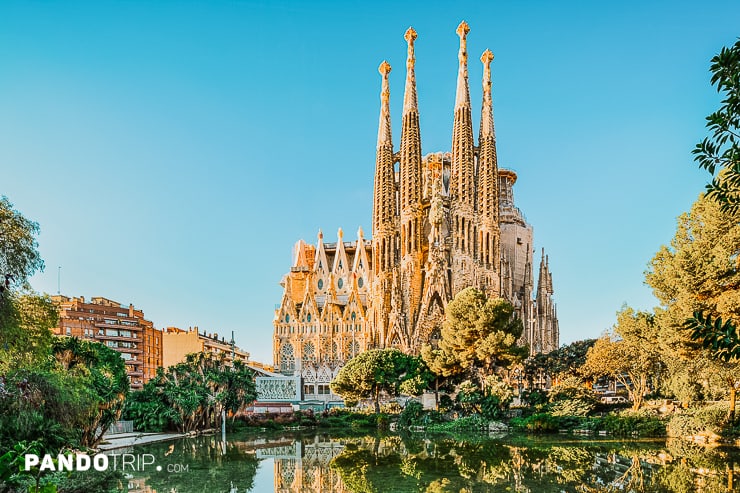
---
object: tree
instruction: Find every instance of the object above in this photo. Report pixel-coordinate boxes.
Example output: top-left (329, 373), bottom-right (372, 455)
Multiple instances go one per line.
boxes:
top-left (0, 290), bottom-right (57, 371)
top-left (127, 352), bottom-right (257, 433)
top-left (582, 307), bottom-right (662, 410)
top-left (0, 196), bottom-right (44, 291)
top-left (688, 39), bottom-right (740, 402)
top-left (0, 198), bottom-right (53, 370)
top-left (52, 337), bottom-right (130, 446)
top-left (421, 288), bottom-right (524, 390)
top-left (693, 38), bottom-right (740, 214)
top-left (524, 339), bottom-right (596, 387)
top-left (646, 193), bottom-right (740, 419)
top-left (330, 348), bottom-right (422, 413)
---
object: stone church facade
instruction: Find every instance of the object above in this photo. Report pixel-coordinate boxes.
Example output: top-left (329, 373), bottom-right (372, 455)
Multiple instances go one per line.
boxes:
top-left (273, 23), bottom-right (559, 397)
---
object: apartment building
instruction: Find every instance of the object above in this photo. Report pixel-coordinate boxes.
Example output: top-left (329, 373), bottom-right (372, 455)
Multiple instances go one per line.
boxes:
top-left (52, 295), bottom-right (162, 390)
top-left (162, 326), bottom-right (250, 368)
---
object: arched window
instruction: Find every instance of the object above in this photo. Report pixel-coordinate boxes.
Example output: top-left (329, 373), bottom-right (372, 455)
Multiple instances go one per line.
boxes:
top-left (303, 342), bottom-right (315, 365)
top-left (280, 343), bottom-right (295, 372)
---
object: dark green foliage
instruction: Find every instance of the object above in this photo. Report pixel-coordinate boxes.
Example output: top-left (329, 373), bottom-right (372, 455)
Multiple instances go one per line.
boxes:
top-left (685, 311), bottom-right (740, 362)
top-left (422, 288), bottom-right (524, 384)
top-left (124, 352), bottom-right (256, 433)
top-left (597, 413), bottom-right (666, 437)
top-left (51, 337), bottom-right (129, 446)
top-left (524, 339), bottom-right (596, 383)
top-left (693, 38), bottom-right (740, 213)
top-left (510, 413), bottom-right (562, 433)
top-left (426, 414), bottom-right (488, 434)
top-left (1, 338), bottom-right (130, 450)
top-left (331, 348), bottom-right (428, 413)
top-left (398, 401), bottom-right (424, 429)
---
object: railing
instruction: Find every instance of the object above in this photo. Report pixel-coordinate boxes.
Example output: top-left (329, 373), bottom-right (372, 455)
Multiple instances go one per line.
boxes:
top-left (106, 420), bottom-right (133, 435)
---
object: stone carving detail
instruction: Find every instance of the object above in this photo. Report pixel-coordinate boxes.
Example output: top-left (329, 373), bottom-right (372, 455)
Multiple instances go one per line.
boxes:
top-left (256, 376), bottom-right (300, 401)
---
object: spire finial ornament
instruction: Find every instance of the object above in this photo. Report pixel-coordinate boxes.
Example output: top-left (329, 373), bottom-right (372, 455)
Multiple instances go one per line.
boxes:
top-left (454, 21), bottom-right (471, 110)
top-left (403, 27), bottom-right (418, 115)
top-left (480, 49), bottom-right (495, 138)
top-left (377, 61), bottom-right (392, 148)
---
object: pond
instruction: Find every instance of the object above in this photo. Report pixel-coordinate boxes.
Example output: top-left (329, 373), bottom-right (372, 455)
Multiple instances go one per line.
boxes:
top-left (111, 432), bottom-right (740, 492)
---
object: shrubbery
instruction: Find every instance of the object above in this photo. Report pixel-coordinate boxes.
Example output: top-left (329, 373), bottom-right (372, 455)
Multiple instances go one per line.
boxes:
top-left (667, 403), bottom-right (730, 438)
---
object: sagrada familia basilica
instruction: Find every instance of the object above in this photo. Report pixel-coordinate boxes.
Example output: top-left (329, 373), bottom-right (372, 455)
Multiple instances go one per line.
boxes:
top-left (272, 23), bottom-right (559, 395)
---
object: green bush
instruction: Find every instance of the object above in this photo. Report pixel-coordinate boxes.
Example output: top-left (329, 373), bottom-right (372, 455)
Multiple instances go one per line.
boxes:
top-left (427, 415), bottom-right (488, 433)
top-left (599, 413), bottom-right (666, 437)
top-left (398, 401), bottom-right (424, 429)
top-left (667, 403), bottom-right (729, 438)
top-left (509, 413), bottom-right (562, 433)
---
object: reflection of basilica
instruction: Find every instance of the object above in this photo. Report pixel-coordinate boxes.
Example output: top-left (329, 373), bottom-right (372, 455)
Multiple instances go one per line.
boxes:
top-left (273, 22), bottom-right (559, 404)
top-left (259, 437), bottom-right (347, 492)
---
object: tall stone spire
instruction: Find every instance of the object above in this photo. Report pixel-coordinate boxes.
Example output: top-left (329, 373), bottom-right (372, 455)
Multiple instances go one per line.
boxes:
top-left (477, 48), bottom-right (500, 283)
top-left (372, 61), bottom-right (397, 273)
top-left (450, 21), bottom-right (476, 293)
top-left (450, 21), bottom-right (475, 212)
top-left (400, 27), bottom-right (423, 246)
top-left (399, 27), bottom-right (424, 338)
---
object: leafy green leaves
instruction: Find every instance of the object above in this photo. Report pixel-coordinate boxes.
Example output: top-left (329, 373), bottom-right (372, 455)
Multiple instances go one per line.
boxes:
top-left (685, 311), bottom-right (740, 362)
top-left (693, 38), bottom-right (740, 213)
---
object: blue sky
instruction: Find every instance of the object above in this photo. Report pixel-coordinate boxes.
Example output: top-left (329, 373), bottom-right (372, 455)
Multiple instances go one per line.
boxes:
top-left (2, 0), bottom-right (738, 363)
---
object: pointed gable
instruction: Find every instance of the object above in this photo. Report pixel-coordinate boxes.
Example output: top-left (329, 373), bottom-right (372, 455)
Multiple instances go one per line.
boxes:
top-left (332, 228), bottom-right (350, 295)
top-left (351, 227), bottom-right (371, 295)
top-left (314, 229), bottom-right (330, 294)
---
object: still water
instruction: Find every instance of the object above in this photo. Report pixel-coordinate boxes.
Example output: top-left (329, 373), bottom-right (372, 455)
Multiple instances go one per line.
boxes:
top-left (116, 432), bottom-right (740, 492)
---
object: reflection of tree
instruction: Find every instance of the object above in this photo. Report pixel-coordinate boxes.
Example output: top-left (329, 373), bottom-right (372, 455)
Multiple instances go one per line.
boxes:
top-left (327, 435), bottom-right (740, 493)
top-left (130, 435), bottom-right (260, 493)
top-left (125, 433), bottom-right (740, 492)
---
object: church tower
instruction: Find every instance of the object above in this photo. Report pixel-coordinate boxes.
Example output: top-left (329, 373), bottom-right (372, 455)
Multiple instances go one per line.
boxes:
top-left (398, 27), bottom-right (425, 343)
top-left (449, 21), bottom-right (477, 295)
top-left (476, 48), bottom-right (500, 298)
top-left (274, 23), bottom-right (560, 382)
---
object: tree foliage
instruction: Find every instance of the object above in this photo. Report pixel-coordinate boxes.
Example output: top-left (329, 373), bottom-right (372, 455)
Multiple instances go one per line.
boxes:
top-left (646, 193), bottom-right (740, 419)
top-left (421, 288), bottom-right (524, 388)
top-left (524, 339), bottom-right (596, 385)
top-left (693, 38), bottom-right (740, 213)
top-left (330, 348), bottom-right (426, 413)
top-left (0, 290), bottom-right (57, 372)
top-left (0, 196), bottom-right (44, 291)
top-left (125, 352), bottom-right (256, 433)
top-left (51, 337), bottom-right (130, 446)
top-left (582, 307), bottom-right (662, 410)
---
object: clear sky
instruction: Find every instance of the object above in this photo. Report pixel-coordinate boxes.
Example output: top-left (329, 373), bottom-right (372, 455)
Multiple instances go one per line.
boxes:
top-left (2, 0), bottom-right (738, 364)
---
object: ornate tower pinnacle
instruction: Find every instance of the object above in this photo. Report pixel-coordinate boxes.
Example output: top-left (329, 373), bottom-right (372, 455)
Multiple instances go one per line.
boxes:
top-left (403, 27), bottom-right (418, 114)
top-left (400, 27), bottom-right (422, 216)
top-left (372, 60), bottom-right (397, 274)
top-left (399, 26), bottom-right (424, 334)
top-left (480, 49), bottom-right (495, 139)
top-left (377, 61), bottom-right (392, 148)
top-left (476, 47), bottom-right (500, 294)
top-left (450, 19), bottom-right (476, 264)
top-left (454, 21), bottom-right (471, 110)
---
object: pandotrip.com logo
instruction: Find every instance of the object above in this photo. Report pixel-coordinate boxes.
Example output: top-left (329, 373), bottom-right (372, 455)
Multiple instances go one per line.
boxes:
top-left (24, 453), bottom-right (189, 473)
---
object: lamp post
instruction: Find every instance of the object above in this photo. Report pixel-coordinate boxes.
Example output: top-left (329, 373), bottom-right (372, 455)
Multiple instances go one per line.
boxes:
top-left (515, 368), bottom-right (523, 403)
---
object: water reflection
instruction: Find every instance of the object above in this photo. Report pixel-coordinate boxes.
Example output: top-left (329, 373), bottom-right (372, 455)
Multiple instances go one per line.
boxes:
top-left (122, 433), bottom-right (739, 492)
